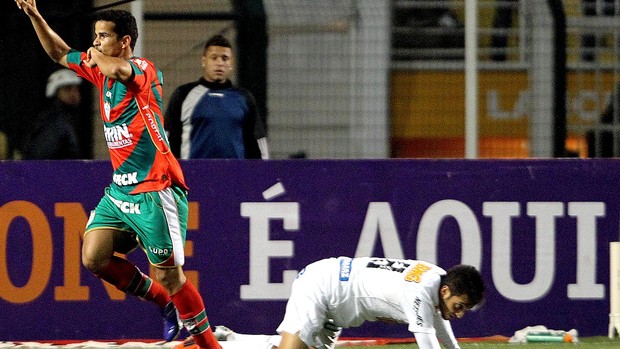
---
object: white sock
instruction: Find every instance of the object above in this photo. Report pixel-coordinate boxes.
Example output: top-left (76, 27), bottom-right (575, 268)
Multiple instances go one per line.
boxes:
top-left (219, 335), bottom-right (280, 349)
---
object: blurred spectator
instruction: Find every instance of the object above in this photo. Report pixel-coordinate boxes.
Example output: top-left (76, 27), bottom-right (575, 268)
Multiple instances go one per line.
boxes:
top-left (22, 69), bottom-right (81, 159)
top-left (392, 0), bottom-right (464, 60)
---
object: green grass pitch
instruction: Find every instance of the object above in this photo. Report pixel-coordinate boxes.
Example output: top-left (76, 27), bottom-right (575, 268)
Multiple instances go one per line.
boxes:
top-left (9, 336), bottom-right (617, 349)
top-left (344, 337), bottom-right (617, 348)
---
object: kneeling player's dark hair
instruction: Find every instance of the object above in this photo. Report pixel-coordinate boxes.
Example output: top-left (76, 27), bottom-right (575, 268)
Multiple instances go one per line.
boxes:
top-left (442, 265), bottom-right (485, 308)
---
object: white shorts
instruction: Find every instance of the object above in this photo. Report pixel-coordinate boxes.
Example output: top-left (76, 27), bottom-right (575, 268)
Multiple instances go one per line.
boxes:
top-left (276, 258), bottom-right (342, 349)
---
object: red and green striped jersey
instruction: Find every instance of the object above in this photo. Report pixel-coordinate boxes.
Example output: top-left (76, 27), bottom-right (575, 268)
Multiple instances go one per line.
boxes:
top-left (66, 49), bottom-right (188, 194)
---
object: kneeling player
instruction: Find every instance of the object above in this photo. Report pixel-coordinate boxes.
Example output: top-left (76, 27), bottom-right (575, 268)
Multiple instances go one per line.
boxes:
top-left (191, 257), bottom-right (486, 349)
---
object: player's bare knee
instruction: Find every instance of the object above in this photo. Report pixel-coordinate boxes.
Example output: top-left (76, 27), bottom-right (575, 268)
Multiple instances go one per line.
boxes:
top-left (153, 267), bottom-right (184, 293)
top-left (81, 254), bottom-right (107, 274)
top-left (156, 275), bottom-right (181, 294)
top-left (155, 268), bottom-right (179, 293)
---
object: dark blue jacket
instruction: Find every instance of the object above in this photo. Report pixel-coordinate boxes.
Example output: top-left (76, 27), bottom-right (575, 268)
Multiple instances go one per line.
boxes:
top-left (164, 78), bottom-right (266, 159)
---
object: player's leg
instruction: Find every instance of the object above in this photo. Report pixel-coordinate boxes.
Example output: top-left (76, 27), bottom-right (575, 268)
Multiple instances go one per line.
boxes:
top-left (155, 266), bottom-right (221, 349)
top-left (278, 332), bottom-right (309, 349)
top-left (276, 260), bottom-right (336, 349)
top-left (278, 327), bottom-right (337, 349)
top-left (82, 228), bottom-right (181, 341)
top-left (218, 341), bottom-right (277, 349)
top-left (81, 228), bottom-right (150, 295)
top-left (81, 227), bottom-right (115, 274)
top-left (83, 191), bottom-right (181, 342)
top-left (213, 326), bottom-right (279, 344)
top-left (211, 325), bottom-right (281, 349)
top-left (115, 233), bottom-right (183, 341)
top-left (141, 186), bottom-right (220, 349)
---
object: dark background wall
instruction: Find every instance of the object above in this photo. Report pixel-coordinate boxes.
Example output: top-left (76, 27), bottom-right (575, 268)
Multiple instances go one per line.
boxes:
top-left (0, 0), bottom-right (94, 158)
top-left (232, 0), bottom-right (268, 133)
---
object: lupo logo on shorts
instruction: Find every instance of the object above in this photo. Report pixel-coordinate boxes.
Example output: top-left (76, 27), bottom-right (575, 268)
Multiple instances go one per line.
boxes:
top-left (148, 246), bottom-right (169, 256)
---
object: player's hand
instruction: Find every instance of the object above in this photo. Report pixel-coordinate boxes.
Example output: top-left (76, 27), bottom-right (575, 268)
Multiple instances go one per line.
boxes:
top-left (84, 47), bottom-right (99, 68)
top-left (317, 320), bottom-right (342, 349)
top-left (15, 0), bottom-right (39, 16)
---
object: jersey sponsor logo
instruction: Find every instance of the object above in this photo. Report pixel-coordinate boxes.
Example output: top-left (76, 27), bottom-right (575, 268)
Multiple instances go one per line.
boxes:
top-left (131, 58), bottom-right (149, 71)
top-left (339, 257), bottom-right (353, 281)
top-left (140, 105), bottom-right (167, 147)
top-left (113, 172), bottom-right (139, 186)
top-left (104, 124), bottom-right (133, 149)
top-left (208, 92), bottom-right (224, 97)
top-left (404, 263), bottom-right (432, 283)
top-left (108, 196), bottom-right (141, 214)
top-left (412, 296), bottom-right (424, 326)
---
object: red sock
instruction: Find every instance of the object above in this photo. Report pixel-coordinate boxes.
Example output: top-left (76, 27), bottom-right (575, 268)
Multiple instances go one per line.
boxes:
top-left (171, 281), bottom-right (220, 349)
top-left (138, 275), bottom-right (171, 309)
top-left (96, 256), bottom-right (171, 308)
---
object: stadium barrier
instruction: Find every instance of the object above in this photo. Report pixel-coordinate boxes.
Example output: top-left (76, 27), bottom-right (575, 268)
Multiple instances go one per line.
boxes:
top-left (0, 159), bottom-right (615, 341)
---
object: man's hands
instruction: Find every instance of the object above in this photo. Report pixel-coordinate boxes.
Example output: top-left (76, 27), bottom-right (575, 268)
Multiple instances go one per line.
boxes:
top-left (15, 0), bottom-right (40, 17)
top-left (14, 0), bottom-right (71, 66)
top-left (85, 48), bottom-right (134, 82)
top-left (85, 47), bottom-right (101, 68)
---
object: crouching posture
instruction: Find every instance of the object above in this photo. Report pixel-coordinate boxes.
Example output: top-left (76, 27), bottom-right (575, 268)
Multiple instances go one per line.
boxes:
top-left (210, 257), bottom-right (485, 349)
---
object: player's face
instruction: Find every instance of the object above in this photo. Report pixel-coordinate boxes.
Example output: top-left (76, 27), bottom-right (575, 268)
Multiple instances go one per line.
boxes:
top-left (93, 21), bottom-right (125, 57)
top-left (438, 285), bottom-right (471, 320)
top-left (202, 46), bottom-right (233, 83)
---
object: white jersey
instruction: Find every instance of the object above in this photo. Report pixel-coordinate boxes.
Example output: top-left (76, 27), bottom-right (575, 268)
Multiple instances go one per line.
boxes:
top-left (277, 257), bottom-right (458, 349)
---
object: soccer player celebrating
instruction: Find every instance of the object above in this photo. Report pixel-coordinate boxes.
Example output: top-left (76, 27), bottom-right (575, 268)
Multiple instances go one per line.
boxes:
top-left (15, 1), bottom-right (220, 348)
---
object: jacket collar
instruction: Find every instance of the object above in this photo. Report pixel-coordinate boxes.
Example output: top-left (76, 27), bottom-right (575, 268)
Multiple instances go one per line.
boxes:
top-left (199, 77), bottom-right (233, 90)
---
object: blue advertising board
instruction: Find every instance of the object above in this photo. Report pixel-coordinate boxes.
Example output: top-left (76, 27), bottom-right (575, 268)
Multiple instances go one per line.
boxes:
top-left (0, 159), bottom-right (617, 340)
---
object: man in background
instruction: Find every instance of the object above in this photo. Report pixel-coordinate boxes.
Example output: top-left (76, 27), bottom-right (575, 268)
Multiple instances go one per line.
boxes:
top-left (22, 68), bottom-right (81, 159)
top-left (165, 34), bottom-right (269, 159)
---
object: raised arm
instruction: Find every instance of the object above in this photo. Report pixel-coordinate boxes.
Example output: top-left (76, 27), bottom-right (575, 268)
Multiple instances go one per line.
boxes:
top-left (15, 0), bottom-right (70, 67)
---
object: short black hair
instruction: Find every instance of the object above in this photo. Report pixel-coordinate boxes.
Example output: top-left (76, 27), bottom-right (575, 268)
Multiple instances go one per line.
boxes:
top-left (95, 10), bottom-right (139, 50)
top-left (441, 265), bottom-right (485, 308)
top-left (204, 34), bottom-right (232, 52)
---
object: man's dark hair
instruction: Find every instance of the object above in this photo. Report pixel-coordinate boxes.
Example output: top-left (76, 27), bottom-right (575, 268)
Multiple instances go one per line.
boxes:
top-left (95, 10), bottom-right (139, 50)
top-left (442, 265), bottom-right (485, 308)
top-left (204, 34), bottom-right (232, 52)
